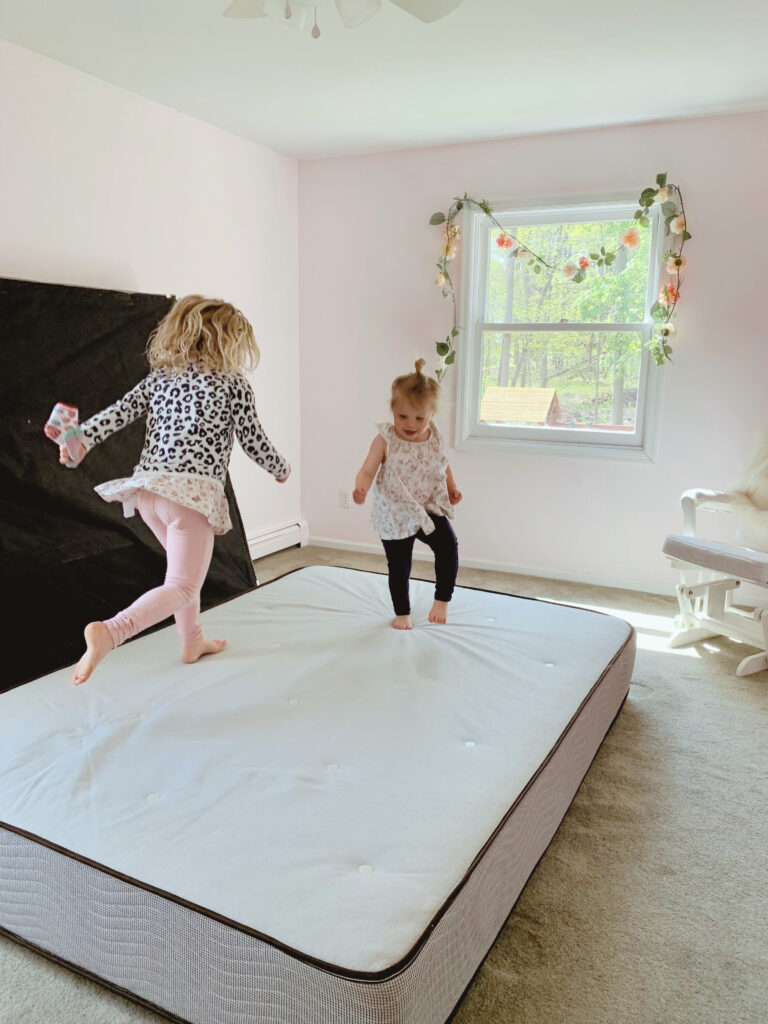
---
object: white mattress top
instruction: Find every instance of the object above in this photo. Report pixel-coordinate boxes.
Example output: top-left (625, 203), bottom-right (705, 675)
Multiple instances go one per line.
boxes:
top-left (0, 566), bottom-right (630, 973)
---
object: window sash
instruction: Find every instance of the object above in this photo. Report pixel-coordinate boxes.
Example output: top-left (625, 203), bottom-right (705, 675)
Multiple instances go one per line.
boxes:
top-left (456, 195), bottom-right (663, 456)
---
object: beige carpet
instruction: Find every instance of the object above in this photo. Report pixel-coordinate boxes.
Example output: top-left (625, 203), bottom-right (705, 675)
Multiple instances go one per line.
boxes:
top-left (2, 546), bottom-right (766, 1024)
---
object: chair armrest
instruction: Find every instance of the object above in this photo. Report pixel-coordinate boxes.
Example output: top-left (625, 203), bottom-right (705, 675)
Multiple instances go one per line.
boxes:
top-left (680, 489), bottom-right (732, 536)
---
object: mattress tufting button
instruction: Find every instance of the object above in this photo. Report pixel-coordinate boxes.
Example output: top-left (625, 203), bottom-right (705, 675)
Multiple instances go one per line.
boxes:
top-left (487, 617), bottom-right (495, 622)
top-left (544, 662), bottom-right (555, 668)
top-left (288, 698), bottom-right (299, 706)
top-left (358, 864), bottom-right (374, 874)
top-left (326, 763), bottom-right (339, 772)
top-left (464, 740), bottom-right (476, 748)
top-left (146, 793), bottom-right (161, 802)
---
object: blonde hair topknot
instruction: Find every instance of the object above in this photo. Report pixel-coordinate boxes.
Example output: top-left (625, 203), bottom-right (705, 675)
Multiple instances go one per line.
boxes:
top-left (390, 358), bottom-right (441, 413)
top-left (147, 295), bottom-right (260, 374)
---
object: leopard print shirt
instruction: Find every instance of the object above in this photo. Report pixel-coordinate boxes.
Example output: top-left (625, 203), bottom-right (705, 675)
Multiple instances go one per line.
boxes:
top-left (79, 367), bottom-right (289, 532)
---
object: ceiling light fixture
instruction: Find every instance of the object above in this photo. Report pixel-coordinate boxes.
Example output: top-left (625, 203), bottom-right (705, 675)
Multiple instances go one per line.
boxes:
top-left (223, 0), bottom-right (463, 39)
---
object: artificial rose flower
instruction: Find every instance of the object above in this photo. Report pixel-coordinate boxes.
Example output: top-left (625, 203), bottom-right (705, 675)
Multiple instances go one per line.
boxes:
top-left (562, 262), bottom-right (579, 279)
top-left (435, 272), bottom-right (446, 287)
top-left (659, 283), bottom-right (679, 306)
top-left (654, 187), bottom-right (670, 203)
top-left (578, 256), bottom-right (590, 270)
top-left (659, 322), bottom-right (677, 337)
top-left (666, 254), bottom-right (687, 274)
top-left (669, 215), bottom-right (686, 234)
top-left (620, 227), bottom-right (641, 250)
top-left (496, 232), bottom-right (515, 249)
top-left (514, 247), bottom-right (531, 261)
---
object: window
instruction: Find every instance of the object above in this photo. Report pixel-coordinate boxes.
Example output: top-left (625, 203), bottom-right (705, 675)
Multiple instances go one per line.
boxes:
top-left (456, 196), bottom-right (663, 459)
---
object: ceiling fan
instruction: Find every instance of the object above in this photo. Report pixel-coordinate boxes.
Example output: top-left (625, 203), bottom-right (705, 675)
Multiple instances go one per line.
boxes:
top-left (223, 0), bottom-right (464, 38)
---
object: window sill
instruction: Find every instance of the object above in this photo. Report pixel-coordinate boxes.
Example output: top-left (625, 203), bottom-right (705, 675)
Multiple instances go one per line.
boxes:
top-left (455, 434), bottom-right (656, 462)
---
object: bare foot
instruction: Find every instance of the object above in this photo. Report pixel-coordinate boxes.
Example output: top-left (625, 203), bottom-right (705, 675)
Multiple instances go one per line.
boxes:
top-left (182, 637), bottom-right (227, 664)
top-left (428, 601), bottom-right (449, 624)
top-left (72, 622), bottom-right (113, 686)
top-left (393, 615), bottom-right (413, 630)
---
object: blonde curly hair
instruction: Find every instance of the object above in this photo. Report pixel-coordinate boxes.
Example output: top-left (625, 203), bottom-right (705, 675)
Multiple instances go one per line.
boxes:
top-left (147, 295), bottom-right (260, 374)
top-left (390, 358), bottom-right (441, 412)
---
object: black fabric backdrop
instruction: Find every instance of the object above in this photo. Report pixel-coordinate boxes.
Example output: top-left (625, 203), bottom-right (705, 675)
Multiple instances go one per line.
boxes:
top-left (1, 278), bottom-right (257, 692)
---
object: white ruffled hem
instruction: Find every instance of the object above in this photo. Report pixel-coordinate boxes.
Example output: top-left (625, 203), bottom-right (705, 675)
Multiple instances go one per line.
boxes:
top-left (94, 472), bottom-right (232, 535)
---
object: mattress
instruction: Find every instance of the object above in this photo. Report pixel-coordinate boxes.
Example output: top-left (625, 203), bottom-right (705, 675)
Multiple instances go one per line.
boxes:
top-left (0, 565), bottom-right (634, 1024)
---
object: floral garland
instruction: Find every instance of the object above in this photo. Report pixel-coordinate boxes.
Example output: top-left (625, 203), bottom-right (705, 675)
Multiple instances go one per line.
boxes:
top-left (428, 173), bottom-right (690, 380)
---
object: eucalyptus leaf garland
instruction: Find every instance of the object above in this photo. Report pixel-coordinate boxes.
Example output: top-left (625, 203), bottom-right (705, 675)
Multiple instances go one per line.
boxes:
top-left (429, 174), bottom-right (690, 381)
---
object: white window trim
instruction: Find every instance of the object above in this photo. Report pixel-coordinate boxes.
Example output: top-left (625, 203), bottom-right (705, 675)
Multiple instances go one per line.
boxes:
top-left (455, 191), bottom-right (664, 462)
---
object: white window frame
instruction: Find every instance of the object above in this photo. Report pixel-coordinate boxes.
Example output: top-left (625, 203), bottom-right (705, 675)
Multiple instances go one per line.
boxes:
top-left (455, 192), bottom-right (665, 461)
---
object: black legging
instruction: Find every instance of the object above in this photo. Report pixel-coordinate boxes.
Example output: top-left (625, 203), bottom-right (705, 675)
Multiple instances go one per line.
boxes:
top-left (381, 514), bottom-right (459, 616)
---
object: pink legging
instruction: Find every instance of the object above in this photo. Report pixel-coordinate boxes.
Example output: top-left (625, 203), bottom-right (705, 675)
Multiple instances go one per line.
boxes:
top-left (104, 491), bottom-right (215, 649)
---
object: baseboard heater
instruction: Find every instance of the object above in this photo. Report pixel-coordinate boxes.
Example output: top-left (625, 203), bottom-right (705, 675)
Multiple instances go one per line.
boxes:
top-left (247, 521), bottom-right (308, 561)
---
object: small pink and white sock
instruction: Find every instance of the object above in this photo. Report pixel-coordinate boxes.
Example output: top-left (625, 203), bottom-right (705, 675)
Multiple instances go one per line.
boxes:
top-left (44, 403), bottom-right (86, 467)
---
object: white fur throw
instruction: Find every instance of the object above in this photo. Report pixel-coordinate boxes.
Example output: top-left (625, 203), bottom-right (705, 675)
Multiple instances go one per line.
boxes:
top-left (727, 428), bottom-right (768, 551)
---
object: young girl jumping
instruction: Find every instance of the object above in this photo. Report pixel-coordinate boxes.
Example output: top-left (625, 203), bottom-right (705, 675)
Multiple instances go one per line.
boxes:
top-left (353, 359), bottom-right (461, 630)
top-left (50, 295), bottom-right (290, 685)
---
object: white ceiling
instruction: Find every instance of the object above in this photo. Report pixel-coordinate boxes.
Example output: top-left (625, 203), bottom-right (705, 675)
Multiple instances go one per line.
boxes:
top-left (1, 0), bottom-right (767, 159)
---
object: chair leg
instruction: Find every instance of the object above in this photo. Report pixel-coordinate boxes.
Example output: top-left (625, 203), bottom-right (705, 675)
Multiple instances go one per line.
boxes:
top-left (736, 652), bottom-right (768, 676)
top-left (736, 609), bottom-right (768, 676)
top-left (669, 582), bottom-right (721, 647)
top-left (669, 625), bottom-right (721, 648)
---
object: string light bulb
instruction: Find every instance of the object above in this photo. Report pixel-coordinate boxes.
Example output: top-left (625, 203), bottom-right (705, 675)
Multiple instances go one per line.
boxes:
top-left (311, 4), bottom-right (320, 36)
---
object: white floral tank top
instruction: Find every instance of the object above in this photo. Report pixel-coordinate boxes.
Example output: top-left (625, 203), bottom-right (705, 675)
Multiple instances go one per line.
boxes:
top-left (370, 422), bottom-right (453, 541)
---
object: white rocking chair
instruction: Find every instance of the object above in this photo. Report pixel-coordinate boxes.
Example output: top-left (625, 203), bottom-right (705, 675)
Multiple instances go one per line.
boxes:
top-left (663, 489), bottom-right (768, 676)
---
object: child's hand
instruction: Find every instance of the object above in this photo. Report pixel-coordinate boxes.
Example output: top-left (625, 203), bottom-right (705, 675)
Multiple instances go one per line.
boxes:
top-left (449, 487), bottom-right (463, 505)
top-left (353, 486), bottom-right (367, 505)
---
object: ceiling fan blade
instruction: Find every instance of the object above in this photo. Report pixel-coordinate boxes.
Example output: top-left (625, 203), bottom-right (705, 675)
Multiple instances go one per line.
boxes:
top-left (334, 0), bottom-right (382, 29)
top-left (389, 0), bottom-right (463, 23)
top-left (223, 0), bottom-right (267, 17)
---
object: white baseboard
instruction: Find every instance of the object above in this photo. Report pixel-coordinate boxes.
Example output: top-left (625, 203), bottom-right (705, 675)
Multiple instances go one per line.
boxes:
top-left (248, 520), bottom-right (309, 561)
top-left (308, 535), bottom-right (672, 597)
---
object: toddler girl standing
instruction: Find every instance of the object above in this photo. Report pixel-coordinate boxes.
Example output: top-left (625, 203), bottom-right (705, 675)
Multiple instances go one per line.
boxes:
top-left (353, 359), bottom-right (461, 629)
top-left (51, 295), bottom-right (290, 685)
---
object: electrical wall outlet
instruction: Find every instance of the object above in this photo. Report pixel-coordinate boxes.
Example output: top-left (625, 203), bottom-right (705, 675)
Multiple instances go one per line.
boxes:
top-left (338, 489), bottom-right (350, 509)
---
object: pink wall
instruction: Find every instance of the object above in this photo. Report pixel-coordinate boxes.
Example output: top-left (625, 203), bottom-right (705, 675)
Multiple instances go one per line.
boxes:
top-left (2, 39), bottom-right (765, 594)
top-left (299, 113), bottom-right (768, 592)
top-left (0, 40), bottom-right (301, 544)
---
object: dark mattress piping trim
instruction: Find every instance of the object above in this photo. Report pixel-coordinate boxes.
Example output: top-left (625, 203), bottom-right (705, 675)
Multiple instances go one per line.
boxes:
top-left (0, 565), bottom-right (635, 984)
